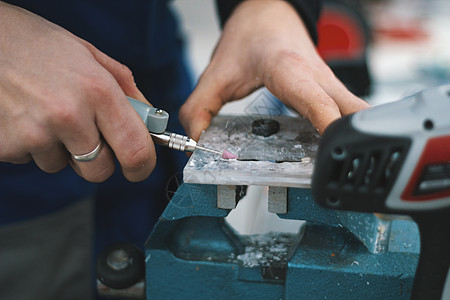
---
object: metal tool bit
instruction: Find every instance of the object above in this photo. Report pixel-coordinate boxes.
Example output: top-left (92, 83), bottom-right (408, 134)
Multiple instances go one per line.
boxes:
top-left (150, 131), bottom-right (222, 155)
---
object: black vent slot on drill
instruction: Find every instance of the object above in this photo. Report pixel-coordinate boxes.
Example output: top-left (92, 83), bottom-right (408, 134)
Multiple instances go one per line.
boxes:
top-left (312, 115), bottom-right (413, 212)
top-left (327, 145), bottom-right (407, 198)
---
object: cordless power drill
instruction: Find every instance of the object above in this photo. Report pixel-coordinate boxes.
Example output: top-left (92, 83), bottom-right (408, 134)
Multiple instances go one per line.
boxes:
top-left (312, 85), bottom-right (450, 299)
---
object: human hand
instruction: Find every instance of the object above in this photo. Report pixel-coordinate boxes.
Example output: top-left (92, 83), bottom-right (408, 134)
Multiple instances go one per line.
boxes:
top-left (0, 2), bottom-right (156, 182)
top-left (179, 0), bottom-right (370, 140)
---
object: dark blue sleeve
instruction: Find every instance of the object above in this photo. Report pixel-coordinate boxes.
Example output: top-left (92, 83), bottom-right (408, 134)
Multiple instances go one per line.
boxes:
top-left (215, 0), bottom-right (322, 44)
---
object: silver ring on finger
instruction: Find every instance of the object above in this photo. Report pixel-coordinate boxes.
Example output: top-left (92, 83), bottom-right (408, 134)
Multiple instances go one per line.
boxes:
top-left (71, 140), bottom-right (103, 162)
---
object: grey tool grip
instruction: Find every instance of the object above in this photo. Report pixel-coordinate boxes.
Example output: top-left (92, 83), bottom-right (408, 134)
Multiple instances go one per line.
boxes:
top-left (127, 96), bottom-right (169, 134)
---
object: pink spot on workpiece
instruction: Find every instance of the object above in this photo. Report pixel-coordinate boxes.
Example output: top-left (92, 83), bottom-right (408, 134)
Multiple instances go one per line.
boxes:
top-left (222, 150), bottom-right (238, 160)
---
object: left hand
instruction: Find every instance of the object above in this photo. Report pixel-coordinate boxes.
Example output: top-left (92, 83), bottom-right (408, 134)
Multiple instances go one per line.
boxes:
top-left (0, 2), bottom-right (156, 182)
top-left (179, 0), bottom-right (370, 140)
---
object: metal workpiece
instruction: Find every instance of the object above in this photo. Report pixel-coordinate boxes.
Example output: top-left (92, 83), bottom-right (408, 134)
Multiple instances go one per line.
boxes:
top-left (183, 115), bottom-right (319, 187)
top-left (217, 185), bottom-right (237, 209)
top-left (268, 186), bottom-right (288, 214)
top-left (217, 185), bottom-right (247, 209)
top-left (216, 185), bottom-right (288, 214)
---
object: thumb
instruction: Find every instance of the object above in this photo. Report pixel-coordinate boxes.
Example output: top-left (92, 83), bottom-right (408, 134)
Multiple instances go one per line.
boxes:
top-left (179, 78), bottom-right (228, 141)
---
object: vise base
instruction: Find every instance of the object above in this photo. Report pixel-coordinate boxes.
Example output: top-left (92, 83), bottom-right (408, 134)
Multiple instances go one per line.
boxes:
top-left (145, 184), bottom-right (419, 299)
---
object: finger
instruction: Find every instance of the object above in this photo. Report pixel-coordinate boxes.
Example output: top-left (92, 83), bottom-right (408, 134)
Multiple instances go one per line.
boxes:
top-left (5, 121), bottom-right (69, 171)
top-left (320, 75), bottom-right (371, 115)
top-left (57, 46), bottom-right (156, 182)
top-left (69, 142), bottom-right (116, 183)
top-left (0, 148), bottom-right (32, 164)
top-left (179, 63), bottom-right (247, 141)
top-left (179, 82), bottom-right (225, 141)
top-left (16, 123), bottom-right (69, 173)
top-left (261, 51), bottom-right (350, 134)
top-left (90, 75), bottom-right (156, 182)
top-left (0, 129), bottom-right (32, 164)
top-left (282, 81), bottom-right (342, 134)
top-left (50, 99), bottom-right (117, 182)
top-left (31, 141), bottom-right (68, 173)
top-left (2, 123), bottom-right (68, 172)
top-left (263, 63), bottom-right (342, 134)
top-left (65, 47), bottom-right (156, 182)
top-left (7, 155), bottom-right (32, 164)
top-left (81, 40), bottom-right (147, 103)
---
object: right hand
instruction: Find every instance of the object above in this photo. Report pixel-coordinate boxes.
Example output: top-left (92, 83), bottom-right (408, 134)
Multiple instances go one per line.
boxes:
top-left (0, 2), bottom-right (156, 182)
top-left (179, 0), bottom-right (370, 141)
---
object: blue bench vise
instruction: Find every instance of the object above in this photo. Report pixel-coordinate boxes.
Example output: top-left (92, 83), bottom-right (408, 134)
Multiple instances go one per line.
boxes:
top-left (145, 115), bottom-right (419, 299)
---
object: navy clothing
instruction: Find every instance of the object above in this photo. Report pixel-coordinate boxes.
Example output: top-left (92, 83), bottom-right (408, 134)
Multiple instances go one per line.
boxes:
top-left (0, 162), bottom-right (95, 225)
top-left (6, 0), bottom-right (183, 71)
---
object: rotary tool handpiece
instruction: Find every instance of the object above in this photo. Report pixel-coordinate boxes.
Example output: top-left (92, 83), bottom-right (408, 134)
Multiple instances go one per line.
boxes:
top-left (312, 85), bottom-right (450, 299)
top-left (126, 97), bottom-right (223, 156)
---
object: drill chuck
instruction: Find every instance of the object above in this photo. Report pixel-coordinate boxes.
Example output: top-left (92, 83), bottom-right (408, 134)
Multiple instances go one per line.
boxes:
top-left (150, 131), bottom-right (197, 152)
